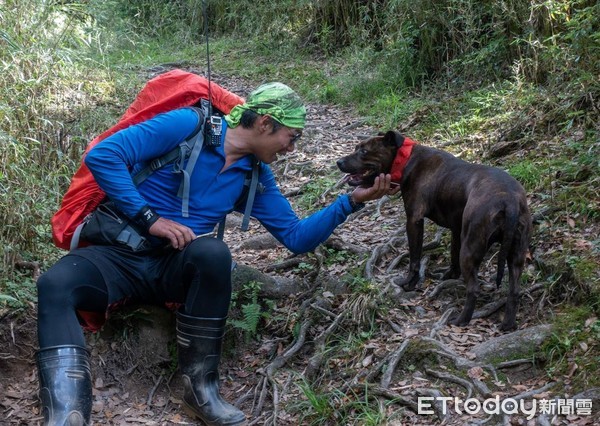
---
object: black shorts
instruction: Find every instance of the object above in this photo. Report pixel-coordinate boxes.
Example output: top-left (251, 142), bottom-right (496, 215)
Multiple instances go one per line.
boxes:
top-left (68, 243), bottom-right (199, 307)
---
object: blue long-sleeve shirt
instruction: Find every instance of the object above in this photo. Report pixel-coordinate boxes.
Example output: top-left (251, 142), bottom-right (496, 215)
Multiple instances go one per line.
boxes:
top-left (85, 108), bottom-right (356, 254)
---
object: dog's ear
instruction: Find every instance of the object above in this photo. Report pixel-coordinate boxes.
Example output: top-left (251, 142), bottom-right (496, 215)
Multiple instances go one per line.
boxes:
top-left (383, 130), bottom-right (405, 147)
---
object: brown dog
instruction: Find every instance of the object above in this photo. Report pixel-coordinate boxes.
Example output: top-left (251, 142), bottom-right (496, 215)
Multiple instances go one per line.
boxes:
top-left (337, 131), bottom-right (532, 331)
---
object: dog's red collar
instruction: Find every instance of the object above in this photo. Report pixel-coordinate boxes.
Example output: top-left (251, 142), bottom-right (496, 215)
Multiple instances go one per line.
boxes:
top-left (391, 137), bottom-right (416, 182)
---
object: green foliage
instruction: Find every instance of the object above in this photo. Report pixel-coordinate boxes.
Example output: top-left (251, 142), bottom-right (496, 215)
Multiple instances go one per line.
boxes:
top-left (566, 256), bottom-right (598, 287)
top-left (227, 1), bottom-right (596, 89)
top-left (322, 247), bottom-right (354, 267)
top-left (346, 274), bottom-right (377, 295)
top-left (508, 160), bottom-right (545, 191)
top-left (296, 176), bottom-right (339, 213)
top-left (0, 275), bottom-right (37, 309)
top-left (230, 281), bottom-right (273, 340)
top-left (294, 261), bottom-right (315, 274)
top-left (87, 0), bottom-right (600, 134)
top-left (294, 380), bottom-right (338, 425)
top-left (541, 306), bottom-right (600, 388)
top-left (293, 379), bottom-right (394, 425)
top-left (230, 295), bottom-right (263, 337)
top-left (340, 386), bottom-right (390, 425)
top-left (0, 0), bottom-right (151, 304)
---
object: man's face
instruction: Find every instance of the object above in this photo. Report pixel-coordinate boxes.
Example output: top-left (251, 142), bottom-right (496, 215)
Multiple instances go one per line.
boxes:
top-left (255, 124), bottom-right (302, 164)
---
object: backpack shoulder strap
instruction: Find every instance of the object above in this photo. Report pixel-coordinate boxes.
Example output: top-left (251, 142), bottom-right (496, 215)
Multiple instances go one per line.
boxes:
top-left (131, 148), bottom-right (181, 186)
top-left (132, 106), bottom-right (205, 187)
top-left (176, 107), bottom-right (206, 217)
top-left (130, 107), bottom-right (205, 218)
top-left (240, 157), bottom-right (262, 231)
top-left (216, 157), bottom-right (263, 239)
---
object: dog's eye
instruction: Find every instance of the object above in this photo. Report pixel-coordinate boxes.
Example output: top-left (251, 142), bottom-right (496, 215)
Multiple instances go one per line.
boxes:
top-left (359, 148), bottom-right (368, 155)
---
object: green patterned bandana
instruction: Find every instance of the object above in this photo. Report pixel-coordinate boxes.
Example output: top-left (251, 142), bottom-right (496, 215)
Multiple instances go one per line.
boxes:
top-left (224, 82), bottom-right (306, 129)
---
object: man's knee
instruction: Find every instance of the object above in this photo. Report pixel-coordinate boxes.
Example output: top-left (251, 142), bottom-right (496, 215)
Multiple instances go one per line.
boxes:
top-left (37, 256), bottom-right (103, 308)
top-left (37, 271), bottom-right (67, 303)
top-left (185, 237), bottom-right (232, 269)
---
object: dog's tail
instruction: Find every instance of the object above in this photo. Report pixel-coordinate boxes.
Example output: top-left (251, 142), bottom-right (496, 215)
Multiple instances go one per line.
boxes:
top-left (496, 204), bottom-right (519, 289)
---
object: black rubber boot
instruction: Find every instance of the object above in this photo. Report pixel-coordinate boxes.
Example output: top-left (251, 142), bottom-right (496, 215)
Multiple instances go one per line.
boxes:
top-left (176, 310), bottom-right (246, 426)
top-left (36, 345), bottom-right (92, 426)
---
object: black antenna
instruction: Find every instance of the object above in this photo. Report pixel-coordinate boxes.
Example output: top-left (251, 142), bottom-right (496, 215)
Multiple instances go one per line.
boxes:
top-left (202, 0), bottom-right (213, 117)
top-left (200, 1), bottom-right (223, 148)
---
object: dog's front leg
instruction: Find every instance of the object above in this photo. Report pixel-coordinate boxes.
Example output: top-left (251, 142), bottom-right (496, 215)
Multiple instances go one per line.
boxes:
top-left (399, 215), bottom-right (425, 291)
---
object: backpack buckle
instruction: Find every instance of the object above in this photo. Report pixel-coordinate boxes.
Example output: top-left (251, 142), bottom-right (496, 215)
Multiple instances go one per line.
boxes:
top-left (150, 158), bottom-right (164, 171)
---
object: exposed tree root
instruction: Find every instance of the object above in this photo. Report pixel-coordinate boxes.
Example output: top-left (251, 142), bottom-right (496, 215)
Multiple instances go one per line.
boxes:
top-left (531, 206), bottom-right (561, 224)
top-left (365, 244), bottom-right (385, 280)
top-left (250, 299), bottom-right (314, 424)
top-left (14, 260), bottom-right (41, 281)
top-left (472, 298), bottom-right (506, 320)
top-left (384, 229), bottom-right (443, 276)
top-left (264, 256), bottom-right (303, 272)
top-left (524, 282), bottom-right (546, 296)
top-left (353, 195), bottom-right (393, 220)
top-left (425, 276), bottom-right (549, 325)
top-left (320, 174), bottom-right (351, 201)
top-left (496, 358), bottom-right (534, 369)
top-left (386, 249), bottom-right (408, 273)
top-left (238, 227), bottom-right (556, 424)
top-left (472, 281), bottom-right (548, 320)
top-left (386, 318), bottom-right (403, 333)
top-left (430, 307), bottom-right (457, 339)
top-left (423, 229), bottom-right (444, 251)
top-left (426, 279), bottom-right (465, 299)
top-left (380, 340), bottom-right (410, 389)
top-left (511, 381), bottom-right (557, 402)
top-left (349, 383), bottom-right (420, 413)
top-left (365, 229), bottom-right (406, 280)
top-left (373, 195), bottom-right (394, 217)
top-left (241, 295), bottom-right (554, 424)
top-left (265, 313), bottom-right (313, 378)
top-left (305, 309), bottom-right (347, 380)
top-left (146, 373), bottom-right (164, 406)
top-left (249, 378), bottom-right (269, 424)
top-left (323, 235), bottom-right (368, 256)
top-left (471, 377), bottom-right (493, 398)
top-left (471, 382), bottom-right (558, 426)
top-left (421, 337), bottom-right (481, 369)
top-left (303, 246), bottom-right (325, 284)
top-left (325, 335), bottom-right (503, 421)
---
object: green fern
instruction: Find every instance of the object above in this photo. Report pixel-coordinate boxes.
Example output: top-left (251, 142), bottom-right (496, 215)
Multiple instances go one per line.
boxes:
top-left (230, 293), bottom-right (263, 339)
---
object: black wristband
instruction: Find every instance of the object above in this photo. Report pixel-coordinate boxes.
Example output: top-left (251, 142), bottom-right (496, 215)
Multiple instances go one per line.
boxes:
top-left (133, 205), bottom-right (160, 232)
top-left (348, 195), bottom-right (366, 213)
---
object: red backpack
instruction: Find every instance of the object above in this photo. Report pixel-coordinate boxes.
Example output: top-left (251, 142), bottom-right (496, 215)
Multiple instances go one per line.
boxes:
top-left (51, 69), bottom-right (245, 250)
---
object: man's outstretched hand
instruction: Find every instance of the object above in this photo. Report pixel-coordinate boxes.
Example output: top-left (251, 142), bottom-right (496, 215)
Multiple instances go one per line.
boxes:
top-left (350, 173), bottom-right (400, 204)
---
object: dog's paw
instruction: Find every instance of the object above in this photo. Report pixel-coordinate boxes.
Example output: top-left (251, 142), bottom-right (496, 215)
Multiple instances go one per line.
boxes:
top-left (398, 275), bottom-right (419, 291)
top-left (448, 314), bottom-right (470, 327)
top-left (442, 267), bottom-right (461, 280)
top-left (499, 320), bottom-right (517, 332)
